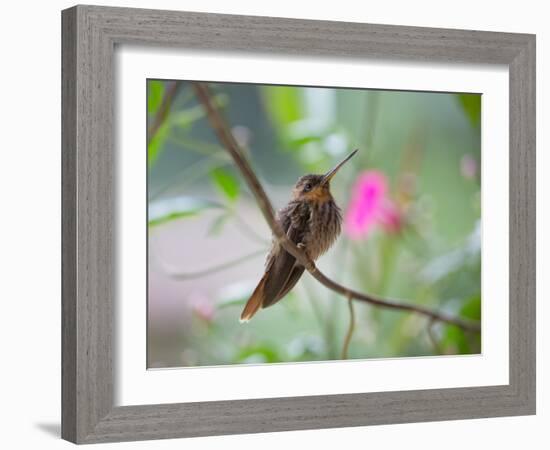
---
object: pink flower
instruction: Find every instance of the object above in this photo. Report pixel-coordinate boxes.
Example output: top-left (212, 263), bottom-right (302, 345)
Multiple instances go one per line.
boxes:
top-left (460, 154), bottom-right (477, 180)
top-left (189, 292), bottom-right (215, 323)
top-left (344, 171), bottom-right (403, 240)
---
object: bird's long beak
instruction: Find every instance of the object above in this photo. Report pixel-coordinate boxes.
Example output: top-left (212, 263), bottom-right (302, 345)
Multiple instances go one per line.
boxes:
top-left (321, 148), bottom-right (359, 186)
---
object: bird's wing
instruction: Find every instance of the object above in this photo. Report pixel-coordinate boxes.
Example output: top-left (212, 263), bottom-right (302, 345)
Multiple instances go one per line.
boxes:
top-left (274, 265), bottom-right (305, 302)
top-left (241, 203), bottom-right (307, 321)
top-left (261, 224), bottom-right (302, 308)
top-left (240, 224), bottom-right (300, 321)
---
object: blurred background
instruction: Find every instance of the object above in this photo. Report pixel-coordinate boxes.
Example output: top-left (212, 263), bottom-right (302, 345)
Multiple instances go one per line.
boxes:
top-left (147, 80), bottom-right (481, 368)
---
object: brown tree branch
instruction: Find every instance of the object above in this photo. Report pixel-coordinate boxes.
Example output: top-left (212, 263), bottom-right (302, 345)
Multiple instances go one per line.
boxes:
top-left (192, 82), bottom-right (481, 334)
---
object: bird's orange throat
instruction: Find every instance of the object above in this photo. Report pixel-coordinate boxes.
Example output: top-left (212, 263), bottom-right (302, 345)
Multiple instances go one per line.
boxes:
top-left (303, 186), bottom-right (333, 203)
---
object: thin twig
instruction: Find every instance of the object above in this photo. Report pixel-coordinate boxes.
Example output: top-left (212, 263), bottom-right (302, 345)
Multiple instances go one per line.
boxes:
top-left (341, 295), bottom-right (356, 359)
top-left (149, 153), bottom-right (230, 201)
top-left (148, 81), bottom-right (182, 146)
top-left (427, 318), bottom-right (443, 354)
top-left (156, 249), bottom-right (266, 280)
top-left (192, 82), bottom-right (481, 334)
top-left (231, 212), bottom-right (271, 246)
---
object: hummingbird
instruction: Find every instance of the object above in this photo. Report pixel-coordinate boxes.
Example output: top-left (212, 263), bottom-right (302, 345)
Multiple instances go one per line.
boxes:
top-left (240, 149), bottom-right (358, 322)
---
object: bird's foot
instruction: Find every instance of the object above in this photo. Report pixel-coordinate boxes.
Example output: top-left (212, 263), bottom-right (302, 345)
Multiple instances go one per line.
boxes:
top-left (297, 242), bottom-right (308, 257)
top-left (296, 243), bottom-right (315, 270)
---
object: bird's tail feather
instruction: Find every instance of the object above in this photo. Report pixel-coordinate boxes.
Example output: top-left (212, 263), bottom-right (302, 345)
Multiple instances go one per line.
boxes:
top-left (240, 274), bottom-right (267, 322)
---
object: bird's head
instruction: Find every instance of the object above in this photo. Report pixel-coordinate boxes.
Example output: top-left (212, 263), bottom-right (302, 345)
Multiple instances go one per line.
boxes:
top-left (292, 149), bottom-right (358, 202)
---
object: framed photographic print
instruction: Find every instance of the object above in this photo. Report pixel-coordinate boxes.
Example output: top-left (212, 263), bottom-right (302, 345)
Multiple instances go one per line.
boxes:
top-left (61, 5), bottom-right (536, 444)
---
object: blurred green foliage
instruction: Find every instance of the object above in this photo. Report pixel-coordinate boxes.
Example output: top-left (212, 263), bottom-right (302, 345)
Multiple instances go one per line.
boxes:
top-left (147, 89), bottom-right (228, 167)
top-left (148, 197), bottom-right (220, 228)
top-left (147, 80), bottom-right (481, 368)
top-left (147, 80), bottom-right (164, 114)
top-left (458, 94), bottom-right (482, 128)
top-left (210, 167), bottom-right (240, 203)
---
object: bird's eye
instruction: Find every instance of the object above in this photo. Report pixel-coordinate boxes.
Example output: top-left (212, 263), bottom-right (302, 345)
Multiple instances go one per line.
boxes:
top-left (304, 183), bottom-right (312, 192)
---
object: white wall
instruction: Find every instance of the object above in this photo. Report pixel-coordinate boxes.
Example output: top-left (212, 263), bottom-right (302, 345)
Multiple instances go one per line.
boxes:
top-left (0, 0), bottom-right (546, 448)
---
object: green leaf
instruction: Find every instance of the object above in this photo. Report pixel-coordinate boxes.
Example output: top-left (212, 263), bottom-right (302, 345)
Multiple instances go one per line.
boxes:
top-left (210, 167), bottom-right (240, 202)
top-left (237, 345), bottom-right (281, 364)
top-left (460, 294), bottom-right (481, 321)
top-left (170, 106), bottom-right (206, 129)
top-left (262, 86), bottom-right (303, 132)
top-left (441, 325), bottom-right (469, 354)
top-left (147, 80), bottom-right (164, 115)
top-left (148, 196), bottom-right (219, 227)
top-left (457, 94), bottom-right (481, 128)
top-left (440, 295), bottom-right (481, 354)
top-left (288, 135), bottom-right (322, 147)
top-left (172, 94), bottom-right (229, 128)
top-left (147, 121), bottom-right (169, 166)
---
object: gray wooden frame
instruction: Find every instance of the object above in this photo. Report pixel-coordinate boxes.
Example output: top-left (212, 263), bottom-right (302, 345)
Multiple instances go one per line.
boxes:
top-left (61, 4), bottom-right (536, 444)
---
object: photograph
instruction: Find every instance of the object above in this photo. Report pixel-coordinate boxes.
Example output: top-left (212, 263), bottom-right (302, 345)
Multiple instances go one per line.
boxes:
top-left (147, 79), bottom-right (482, 369)
top-left (53, 3), bottom-right (538, 445)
